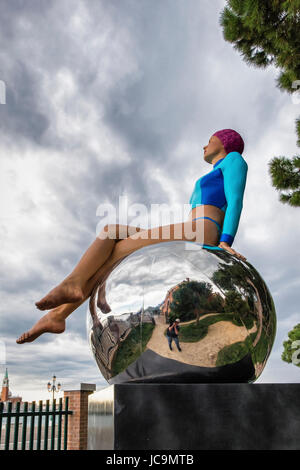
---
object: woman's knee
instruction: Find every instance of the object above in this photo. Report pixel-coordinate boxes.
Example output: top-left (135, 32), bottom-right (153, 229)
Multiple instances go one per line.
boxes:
top-left (98, 224), bottom-right (118, 241)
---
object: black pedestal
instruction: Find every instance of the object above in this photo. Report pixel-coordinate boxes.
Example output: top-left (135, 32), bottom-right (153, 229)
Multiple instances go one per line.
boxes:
top-left (113, 384), bottom-right (300, 450)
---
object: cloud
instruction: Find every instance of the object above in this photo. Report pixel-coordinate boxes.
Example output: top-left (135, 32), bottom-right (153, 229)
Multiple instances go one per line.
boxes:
top-left (0, 0), bottom-right (299, 399)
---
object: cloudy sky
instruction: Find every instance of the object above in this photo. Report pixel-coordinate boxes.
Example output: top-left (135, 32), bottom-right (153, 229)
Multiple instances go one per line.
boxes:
top-left (0, 0), bottom-right (299, 401)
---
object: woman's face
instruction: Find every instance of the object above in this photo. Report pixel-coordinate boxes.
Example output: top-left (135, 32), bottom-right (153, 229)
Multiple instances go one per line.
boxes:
top-left (203, 135), bottom-right (226, 163)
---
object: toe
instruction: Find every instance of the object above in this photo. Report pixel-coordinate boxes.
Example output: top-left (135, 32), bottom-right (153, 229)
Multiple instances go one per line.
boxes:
top-left (36, 302), bottom-right (47, 311)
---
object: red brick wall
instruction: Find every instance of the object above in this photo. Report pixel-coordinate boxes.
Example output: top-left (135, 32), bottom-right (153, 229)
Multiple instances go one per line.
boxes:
top-left (64, 389), bottom-right (94, 450)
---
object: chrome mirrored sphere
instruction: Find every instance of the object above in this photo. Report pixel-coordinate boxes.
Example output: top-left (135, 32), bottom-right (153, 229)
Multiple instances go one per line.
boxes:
top-left (87, 241), bottom-right (276, 384)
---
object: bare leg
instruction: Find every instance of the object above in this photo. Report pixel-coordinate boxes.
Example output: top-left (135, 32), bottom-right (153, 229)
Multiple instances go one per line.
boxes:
top-left (16, 256), bottom-right (124, 344)
top-left (17, 219), bottom-right (214, 343)
top-left (103, 219), bottom-right (210, 262)
top-left (97, 282), bottom-right (111, 313)
top-left (35, 224), bottom-right (143, 311)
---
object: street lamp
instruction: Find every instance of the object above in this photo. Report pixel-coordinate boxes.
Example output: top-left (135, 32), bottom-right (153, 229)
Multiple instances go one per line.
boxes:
top-left (47, 375), bottom-right (61, 401)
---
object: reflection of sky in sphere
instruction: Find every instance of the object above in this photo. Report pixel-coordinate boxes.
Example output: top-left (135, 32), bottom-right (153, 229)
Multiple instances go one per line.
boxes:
top-left (100, 242), bottom-right (230, 316)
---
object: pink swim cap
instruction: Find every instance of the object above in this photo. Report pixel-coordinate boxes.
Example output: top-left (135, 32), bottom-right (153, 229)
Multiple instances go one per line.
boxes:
top-left (212, 129), bottom-right (245, 155)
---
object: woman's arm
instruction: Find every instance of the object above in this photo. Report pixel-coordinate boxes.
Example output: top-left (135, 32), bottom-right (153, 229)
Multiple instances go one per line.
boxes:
top-left (219, 152), bottom-right (248, 247)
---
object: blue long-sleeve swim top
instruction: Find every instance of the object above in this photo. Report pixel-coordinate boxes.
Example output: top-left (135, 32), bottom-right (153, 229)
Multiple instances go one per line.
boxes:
top-left (189, 151), bottom-right (248, 247)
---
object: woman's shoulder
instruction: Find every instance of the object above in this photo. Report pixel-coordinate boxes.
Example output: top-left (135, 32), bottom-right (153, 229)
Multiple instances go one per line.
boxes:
top-left (221, 151), bottom-right (248, 170)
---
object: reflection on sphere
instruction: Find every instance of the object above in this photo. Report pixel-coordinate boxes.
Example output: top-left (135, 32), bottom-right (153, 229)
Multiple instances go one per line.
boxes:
top-left (86, 241), bottom-right (276, 384)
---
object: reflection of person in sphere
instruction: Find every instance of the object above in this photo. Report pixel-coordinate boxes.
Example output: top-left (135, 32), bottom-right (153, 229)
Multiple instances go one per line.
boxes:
top-left (16, 129), bottom-right (248, 344)
top-left (166, 319), bottom-right (182, 352)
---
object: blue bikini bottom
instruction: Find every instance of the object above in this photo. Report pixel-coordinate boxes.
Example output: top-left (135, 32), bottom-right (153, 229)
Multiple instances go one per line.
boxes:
top-left (192, 216), bottom-right (222, 235)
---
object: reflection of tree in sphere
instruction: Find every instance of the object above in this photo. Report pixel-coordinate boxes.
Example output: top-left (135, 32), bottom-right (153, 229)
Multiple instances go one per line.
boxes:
top-left (86, 241), bottom-right (277, 384)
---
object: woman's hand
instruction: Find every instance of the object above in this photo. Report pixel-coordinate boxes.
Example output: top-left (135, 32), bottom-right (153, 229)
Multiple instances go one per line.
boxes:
top-left (218, 241), bottom-right (247, 262)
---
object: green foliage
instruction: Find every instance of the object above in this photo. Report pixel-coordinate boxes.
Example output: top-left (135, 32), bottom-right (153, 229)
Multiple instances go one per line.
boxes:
top-left (193, 319), bottom-right (272, 369)
top-left (224, 289), bottom-right (255, 328)
top-left (111, 323), bottom-right (155, 375)
top-left (282, 323), bottom-right (300, 367)
top-left (220, 0), bottom-right (300, 91)
top-left (208, 293), bottom-right (225, 313)
top-left (220, 1), bottom-right (300, 206)
top-left (231, 314), bottom-right (254, 330)
top-left (216, 340), bottom-right (250, 367)
top-left (224, 289), bottom-right (247, 314)
top-left (250, 329), bottom-right (269, 364)
top-left (169, 280), bottom-right (214, 322)
top-left (174, 321), bottom-right (209, 342)
top-left (297, 117), bottom-right (300, 147)
top-left (268, 155), bottom-right (300, 206)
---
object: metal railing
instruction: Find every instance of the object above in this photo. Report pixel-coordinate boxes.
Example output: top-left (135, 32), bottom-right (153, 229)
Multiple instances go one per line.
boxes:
top-left (0, 398), bottom-right (73, 450)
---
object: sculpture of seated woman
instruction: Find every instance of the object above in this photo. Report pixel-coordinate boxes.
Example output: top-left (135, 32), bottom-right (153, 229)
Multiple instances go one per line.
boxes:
top-left (16, 129), bottom-right (248, 344)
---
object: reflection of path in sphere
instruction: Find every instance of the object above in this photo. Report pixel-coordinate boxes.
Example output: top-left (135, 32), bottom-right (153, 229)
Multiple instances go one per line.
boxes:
top-left (146, 314), bottom-right (257, 367)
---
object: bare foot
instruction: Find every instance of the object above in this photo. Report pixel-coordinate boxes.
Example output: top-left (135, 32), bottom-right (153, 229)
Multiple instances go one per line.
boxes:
top-left (16, 310), bottom-right (66, 344)
top-left (97, 283), bottom-right (111, 313)
top-left (98, 300), bottom-right (111, 314)
top-left (35, 278), bottom-right (84, 311)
